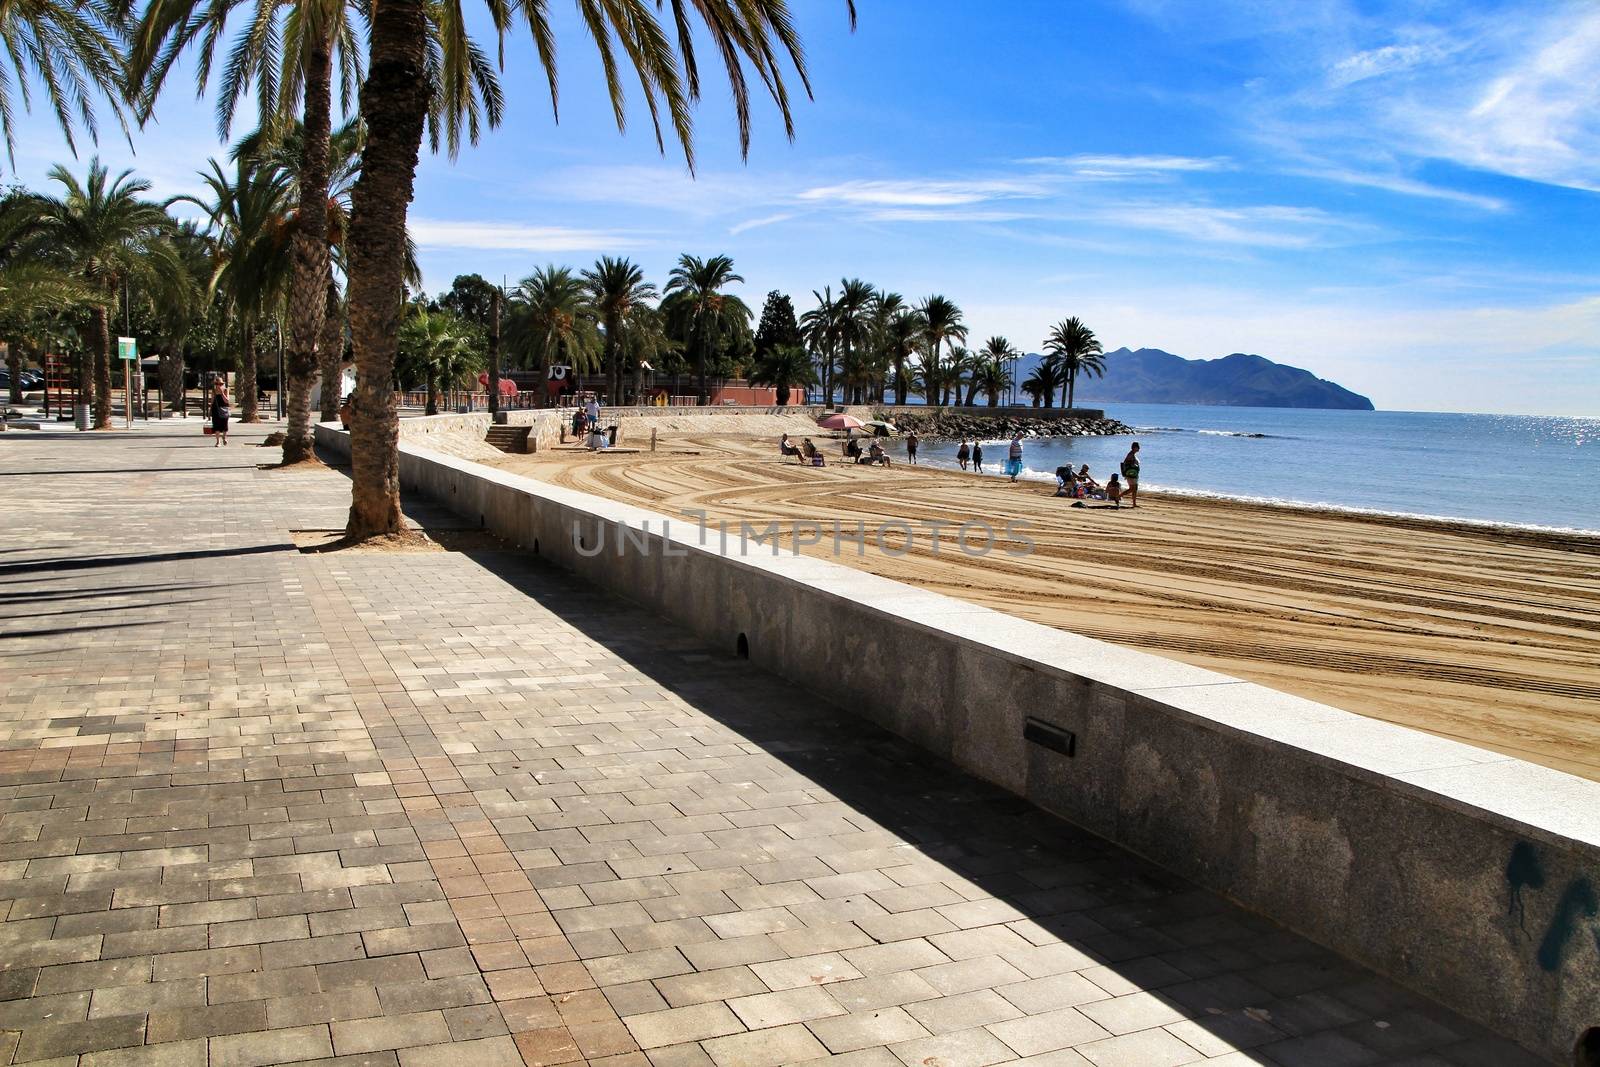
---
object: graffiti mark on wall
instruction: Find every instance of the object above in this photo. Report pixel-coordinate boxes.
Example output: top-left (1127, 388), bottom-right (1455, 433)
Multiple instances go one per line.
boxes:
top-left (1506, 841), bottom-right (1599, 972)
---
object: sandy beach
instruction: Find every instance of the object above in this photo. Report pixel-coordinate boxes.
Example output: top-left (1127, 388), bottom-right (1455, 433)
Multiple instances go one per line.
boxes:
top-left (490, 425), bottom-right (1600, 781)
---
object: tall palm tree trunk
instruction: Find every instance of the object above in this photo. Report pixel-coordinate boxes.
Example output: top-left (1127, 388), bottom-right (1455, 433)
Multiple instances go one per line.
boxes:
top-left (1065, 371), bottom-right (1075, 411)
top-left (159, 351), bottom-right (183, 413)
top-left (6, 342), bottom-right (22, 404)
top-left (894, 357), bottom-right (907, 405)
top-left (425, 364), bottom-right (438, 416)
top-left (282, 30), bottom-right (336, 463)
top-left (695, 318), bottom-right (709, 405)
top-left (318, 279), bottom-right (343, 421)
top-left (488, 289), bottom-right (500, 415)
top-left (92, 302), bottom-right (112, 428)
top-left (605, 315), bottom-right (619, 405)
top-left (345, 0), bottom-right (429, 537)
top-left (240, 321), bottom-right (260, 421)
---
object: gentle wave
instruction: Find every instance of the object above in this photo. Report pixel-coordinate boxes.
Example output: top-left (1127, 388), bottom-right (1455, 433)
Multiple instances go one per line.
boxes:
top-left (1143, 483), bottom-right (1600, 537)
top-left (1195, 429), bottom-right (1273, 439)
top-left (1134, 426), bottom-right (1185, 432)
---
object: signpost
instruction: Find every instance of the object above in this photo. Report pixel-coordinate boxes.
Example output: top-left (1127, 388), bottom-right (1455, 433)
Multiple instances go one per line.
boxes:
top-left (118, 337), bottom-right (137, 428)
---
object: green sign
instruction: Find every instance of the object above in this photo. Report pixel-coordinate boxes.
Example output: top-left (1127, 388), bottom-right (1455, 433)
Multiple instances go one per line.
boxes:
top-left (117, 336), bottom-right (138, 361)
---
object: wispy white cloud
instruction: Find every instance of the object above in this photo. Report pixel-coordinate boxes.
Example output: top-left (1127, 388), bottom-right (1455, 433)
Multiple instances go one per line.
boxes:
top-left (1289, 165), bottom-right (1508, 211)
top-left (729, 212), bottom-right (795, 235)
top-left (1231, 4), bottom-right (1600, 194)
top-left (1084, 202), bottom-right (1354, 248)
top-left (797, 178), bottom-right (1048, 207)
top-left (409, 219), bottom-right (637, 252)
top-left (863, 208), bottom-right (1038, 224)
top-left (1020, 154), bottom-right (1232, 176)
top-left (1327, 40), bottom-right (1455, 88)
top-left (1412, 7), bottom-right (1600, 191)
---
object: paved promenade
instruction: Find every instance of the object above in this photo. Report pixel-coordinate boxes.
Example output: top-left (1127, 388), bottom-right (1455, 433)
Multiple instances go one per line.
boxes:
top-left (0, 423), bottom-right (1539, 1067)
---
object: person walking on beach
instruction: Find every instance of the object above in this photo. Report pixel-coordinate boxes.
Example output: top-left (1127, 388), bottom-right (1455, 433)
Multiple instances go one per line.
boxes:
top-left (210, 380), bottom-right (231, 446)
top-left (1006, 433), bottom-right (1024, 482)
top-left (1120, 441), bottom-right (1141, 508)
top-left (956, 439), bottom-right (970, 470)
top-left (972, 440), bottom-right (984, 472)
top-left (906, 431), bottom-right (919, 464)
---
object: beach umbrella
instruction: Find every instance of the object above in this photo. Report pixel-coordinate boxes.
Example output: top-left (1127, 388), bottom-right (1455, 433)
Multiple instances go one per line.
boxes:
top-left (862, 419), bottom-right (897, 432)
top-left (816, 413), bottom-right (864, 431)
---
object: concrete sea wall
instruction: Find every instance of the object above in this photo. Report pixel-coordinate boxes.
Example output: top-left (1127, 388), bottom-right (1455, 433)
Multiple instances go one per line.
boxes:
top-left (318, 420), bottom-right (1598, 1063)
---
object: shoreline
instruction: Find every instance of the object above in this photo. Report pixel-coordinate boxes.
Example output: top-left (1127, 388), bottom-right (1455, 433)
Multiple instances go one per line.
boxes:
top-left (911, 455), bottom-right (1600, 546)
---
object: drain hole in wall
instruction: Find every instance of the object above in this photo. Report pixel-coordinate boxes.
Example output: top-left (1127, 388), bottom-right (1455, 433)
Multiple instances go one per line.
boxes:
top-left (1575, 1028), bottom-right (1600, 1066)
top-left (736, 633), bottom-right (749, 659)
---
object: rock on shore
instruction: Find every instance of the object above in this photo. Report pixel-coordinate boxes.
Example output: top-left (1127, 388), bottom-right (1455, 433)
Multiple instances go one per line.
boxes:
top-left (887, 409), bottom-right (1131, 439)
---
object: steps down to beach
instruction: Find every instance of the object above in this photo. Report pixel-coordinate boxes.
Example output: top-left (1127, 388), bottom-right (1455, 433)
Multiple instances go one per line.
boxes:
top-left (484, 423), bottom-right (531, 453)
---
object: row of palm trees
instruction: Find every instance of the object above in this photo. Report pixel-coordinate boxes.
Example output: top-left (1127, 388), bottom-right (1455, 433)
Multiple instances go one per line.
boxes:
top-left (386, 255), bottom-right (1111, 414)
top-left (786, 283), bottom-right (1108, 409)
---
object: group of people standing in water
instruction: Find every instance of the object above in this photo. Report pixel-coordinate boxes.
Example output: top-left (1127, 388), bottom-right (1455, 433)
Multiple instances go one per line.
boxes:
top-left (806, 430), bottom-right (1143, 508)
top-left (951, 435), bottom-right (1142, 505)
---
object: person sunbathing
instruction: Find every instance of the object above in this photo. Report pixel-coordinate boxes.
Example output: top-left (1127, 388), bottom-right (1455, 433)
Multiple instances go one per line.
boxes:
top-left (780, 433), bottom-right (802, 460)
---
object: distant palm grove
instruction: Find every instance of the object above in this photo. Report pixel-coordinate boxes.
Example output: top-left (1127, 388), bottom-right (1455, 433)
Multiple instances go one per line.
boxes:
top-left (0, 0), bottom-right (1079, 539)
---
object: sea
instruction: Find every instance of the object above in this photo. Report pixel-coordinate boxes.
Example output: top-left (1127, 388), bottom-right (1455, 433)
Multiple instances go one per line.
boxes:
top-left (901, 404), bottom-right (1600, 535)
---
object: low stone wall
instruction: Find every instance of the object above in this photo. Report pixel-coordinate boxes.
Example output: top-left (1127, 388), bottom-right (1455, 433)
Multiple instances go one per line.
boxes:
top-left (317, 422), bottom-right (1598, 1064)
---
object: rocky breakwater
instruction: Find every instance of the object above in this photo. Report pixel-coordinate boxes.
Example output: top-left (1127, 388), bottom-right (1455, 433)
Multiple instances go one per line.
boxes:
top-left (888, 409), bottom-right (1131, 439)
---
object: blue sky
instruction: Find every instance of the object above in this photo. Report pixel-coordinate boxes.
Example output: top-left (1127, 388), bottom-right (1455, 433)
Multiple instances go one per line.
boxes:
top-left (10, 0), bottom-right (1600, 414)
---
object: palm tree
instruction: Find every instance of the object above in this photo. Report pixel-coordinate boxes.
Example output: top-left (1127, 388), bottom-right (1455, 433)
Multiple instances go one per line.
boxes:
top-left (131, 0), bottom-right (502, 465)
top-left (339, 0), bottom-right (855, 537)
top-left (622, 302), bottom-right (676, 403)
top-left (949, 347), bottom-right (978, 406)
top-left (881, 306), bottom-right (924, 406)
top-left (177, 158), bottom-right (295, 423)
top-left (399, 304), bottom-right (480, 415)
top-left (1042, 316), bottom-right (1105, 410)
top-left (0, 192), bottom-right (94, 402)
top-left (34, 160), bottom-right (181, 428)
top-left (581, 257), bottom-right (656, 405)
top-left (0, 1), bottom-right (126, 168)
top-left (828, 278), bottom-right (875, 404)
top-left (976, 337), bottom-right (1018, 406)
top-left (507, 265), bottom-right (598, 388)
top-left (916, 295), bottom-right (966, 406)
top-left (1022, 360), bottom-right (1064, 408)
top-left (749, 344), bottom-right (816, 407)
top-left (800, 285), bottom-right (836, 403)
top-left (665, 254), bottom-right (744, 404)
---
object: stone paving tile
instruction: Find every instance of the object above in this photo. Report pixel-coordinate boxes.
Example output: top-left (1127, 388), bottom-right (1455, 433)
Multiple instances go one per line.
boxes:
top-left (0, 424), bottom-right (1545, 1067)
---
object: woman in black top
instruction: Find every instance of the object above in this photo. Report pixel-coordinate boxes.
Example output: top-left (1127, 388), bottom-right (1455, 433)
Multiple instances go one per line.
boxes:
top-left (210, 381), bottom-right (231, 446)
